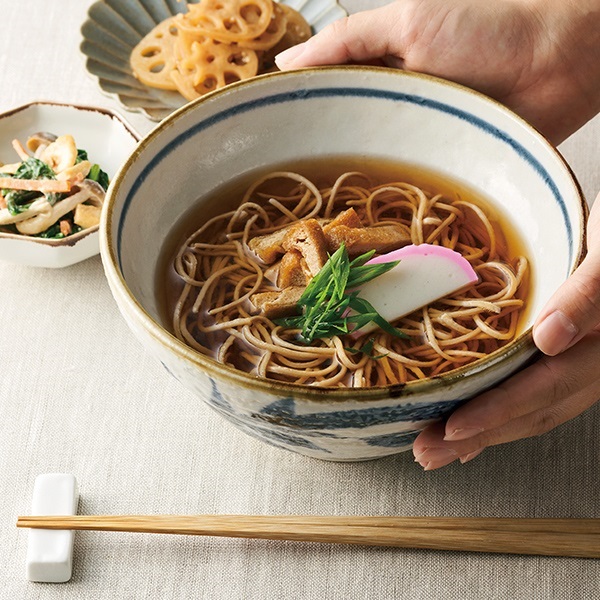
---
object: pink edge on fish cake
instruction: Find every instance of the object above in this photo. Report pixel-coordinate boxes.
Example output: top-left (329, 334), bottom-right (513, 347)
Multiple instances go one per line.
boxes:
top-left (367, 243), bottom-right (479, 283)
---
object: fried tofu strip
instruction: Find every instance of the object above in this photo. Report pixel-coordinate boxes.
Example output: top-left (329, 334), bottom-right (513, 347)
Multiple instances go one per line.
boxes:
top-left (250, 286), bottom-right (304, 319)
top-left (73, 203), bottom-right (102, 229)
top-left (249, 218), bottom-right (331, 276)
top-left (248, 227), bottom-right (288, 263)
top-left (322, 208), bottom-right (363, 232)
top-left (278, 250), bottom-right (309, 288)
top-left (282, 219), bottom-right (328, 276)
top-left (324, 223), bottom-right (411, 256)
top-left (249, 209), bottom-right (410, 318)
top-left (0, 177), bottom-right (72, 193)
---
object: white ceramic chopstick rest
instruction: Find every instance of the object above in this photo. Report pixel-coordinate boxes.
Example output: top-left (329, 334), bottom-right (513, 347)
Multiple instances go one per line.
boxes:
top-left (26, 473), bottom-right (79, 582)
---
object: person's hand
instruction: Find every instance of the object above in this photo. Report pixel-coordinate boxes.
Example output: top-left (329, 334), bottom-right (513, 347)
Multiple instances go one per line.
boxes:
top-left (275, 0), bottom-right (600, 144)
top-left (274, 0), bottom-right (600, 467)
top-left (412, 195), bottom-right (600, 470)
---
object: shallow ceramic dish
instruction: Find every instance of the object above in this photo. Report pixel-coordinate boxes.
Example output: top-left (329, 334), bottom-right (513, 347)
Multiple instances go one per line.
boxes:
top-left (101, 67), bottom-right (586, 461)
top-left (0, 102), bottom-right (140, 269)
top-left (80, 0), bottom-right (348, 121)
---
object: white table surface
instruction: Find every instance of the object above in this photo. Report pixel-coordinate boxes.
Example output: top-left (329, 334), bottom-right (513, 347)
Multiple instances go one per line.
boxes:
top-left (1, 1), bottom-right (599, 598)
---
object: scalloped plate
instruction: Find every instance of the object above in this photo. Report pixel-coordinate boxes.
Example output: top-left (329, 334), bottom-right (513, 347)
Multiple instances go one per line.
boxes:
top-left (80, 0), bottom-right (347, 121)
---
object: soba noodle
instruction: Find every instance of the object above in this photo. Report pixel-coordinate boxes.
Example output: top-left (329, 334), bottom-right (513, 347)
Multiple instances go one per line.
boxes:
top-left (170, 170), bottom-right (528, 387)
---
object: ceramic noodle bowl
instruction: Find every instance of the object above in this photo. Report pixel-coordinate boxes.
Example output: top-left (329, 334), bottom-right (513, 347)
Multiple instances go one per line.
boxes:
top-left (101, 67), bottom-right (586, 461)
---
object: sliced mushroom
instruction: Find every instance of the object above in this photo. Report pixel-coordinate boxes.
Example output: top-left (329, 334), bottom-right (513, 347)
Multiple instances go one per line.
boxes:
top-left (26, 132), bottom-right (57, 157)
top-left (56, 160), bottom-right (91, 182)
top-left (0, 162), bottom-right (22, 174)
top-left (77, 179), bottom-right (105, 207)
top-left (39, 135), bottom-right (77, 174)
top-left (0, 196), bottom-right (52, 226)
top-left (15, 179), bottom-right (105, 235)
top-left (69, 180), bottom-right (105, 232)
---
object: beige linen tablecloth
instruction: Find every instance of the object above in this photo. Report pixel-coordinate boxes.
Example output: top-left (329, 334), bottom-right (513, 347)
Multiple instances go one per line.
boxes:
top-left (1, 1), bottom-right (599, 598)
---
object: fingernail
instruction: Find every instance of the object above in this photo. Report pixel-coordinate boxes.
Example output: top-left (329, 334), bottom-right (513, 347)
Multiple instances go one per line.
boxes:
top-left (274, 43), bottom-right (307, 68)
top-left (534, 310), bottom-right (579, 356)
top-left (444, 427), bottom-right (485, 441)
top-left (415, 447), bottom-right (458, 465)
top-left (459, 448), bottom-right (485, 464)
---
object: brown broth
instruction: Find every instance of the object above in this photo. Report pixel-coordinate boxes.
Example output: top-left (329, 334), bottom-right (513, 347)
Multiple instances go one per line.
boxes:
top-left (156, 156), bottom-right (532, 352)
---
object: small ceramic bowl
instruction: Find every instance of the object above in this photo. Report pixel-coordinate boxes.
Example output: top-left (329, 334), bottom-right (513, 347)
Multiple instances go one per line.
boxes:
top-left (0, 102), bottom-right (139, 268)
top-left (101, 67), bottom-right (586, 461)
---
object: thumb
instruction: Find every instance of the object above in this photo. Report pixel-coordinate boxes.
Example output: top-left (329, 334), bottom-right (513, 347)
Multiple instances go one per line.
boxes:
top-left (275, 4), bottom-right (407, 70)
top-left (533, 193), bottom-right (600, 356)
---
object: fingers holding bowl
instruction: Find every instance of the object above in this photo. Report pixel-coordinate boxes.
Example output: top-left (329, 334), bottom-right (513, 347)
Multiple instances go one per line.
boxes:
top-left (533, 195), bottom-right (600, 356)
top-left (413, 332), bottom-right (600, 470)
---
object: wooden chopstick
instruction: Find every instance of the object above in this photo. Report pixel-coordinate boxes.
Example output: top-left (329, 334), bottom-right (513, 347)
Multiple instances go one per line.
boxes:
top-left (16, 515), bottom-right (600, 558)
